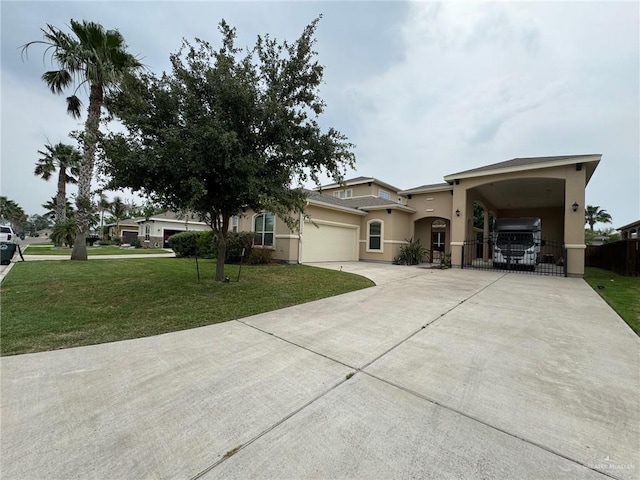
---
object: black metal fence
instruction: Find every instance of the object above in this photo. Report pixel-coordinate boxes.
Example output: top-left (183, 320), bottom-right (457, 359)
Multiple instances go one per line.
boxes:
top-left (585, 239), bottom-right (640, 276)
top-left (462, 238), bottom-right (567, 277)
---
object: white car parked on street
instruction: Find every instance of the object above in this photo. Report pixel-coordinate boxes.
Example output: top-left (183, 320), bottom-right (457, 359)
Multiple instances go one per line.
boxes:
top-left (0, 226), bottom-right (16, 243)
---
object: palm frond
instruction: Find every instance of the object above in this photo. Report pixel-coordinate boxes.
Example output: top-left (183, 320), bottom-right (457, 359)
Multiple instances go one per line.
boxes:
top-left (66, 95), bottom-right (82, 118)
top-left (41, 70), bottom-right (73, 94)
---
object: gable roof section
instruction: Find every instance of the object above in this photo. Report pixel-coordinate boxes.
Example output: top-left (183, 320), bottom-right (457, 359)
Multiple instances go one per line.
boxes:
top-left (399, 182), bottom-right (452, 195)
top-left (134, 211), bottom-right (208, 225)
top-left (317, 176), bottom-right (402, 193)
top-left (104, 217), bottom-right (144, 228)
top-left (305, 190), bottom-right (366, 215)
top-left (305, 190), bottom-right (414, 214)
top-left (444, 154), bottom-right (602, 184)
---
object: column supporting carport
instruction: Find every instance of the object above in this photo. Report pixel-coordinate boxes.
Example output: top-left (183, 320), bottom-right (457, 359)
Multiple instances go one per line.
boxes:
top-left (563, 165), bottom-right (587, 276)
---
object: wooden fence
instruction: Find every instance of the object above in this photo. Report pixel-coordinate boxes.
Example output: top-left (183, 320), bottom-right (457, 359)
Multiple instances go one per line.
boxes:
top-left (585, 239), bottom-right (640, 276)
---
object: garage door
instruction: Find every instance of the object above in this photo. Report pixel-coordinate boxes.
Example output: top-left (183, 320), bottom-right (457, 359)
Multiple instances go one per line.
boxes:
top-left (302, 222), bottom-right (358, 262)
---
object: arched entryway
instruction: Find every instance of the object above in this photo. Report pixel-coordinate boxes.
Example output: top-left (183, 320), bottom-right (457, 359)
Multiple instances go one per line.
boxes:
top-left (414, 217), bottom-right (450, 263)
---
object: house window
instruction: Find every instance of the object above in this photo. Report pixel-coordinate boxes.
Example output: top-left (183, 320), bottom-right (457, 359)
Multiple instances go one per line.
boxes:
top-left (254, 213), bottom-right (274, 247)
top-left (378, 189), bottom-right (390, 200)
top-left (368, 220), bottom-right (383, 251)
top-left (144, 224), bottom-right (150, 241)
top-left (333, 189), bottom-right (352, 199)
top-left (232, 215), bottom-right (239, 233)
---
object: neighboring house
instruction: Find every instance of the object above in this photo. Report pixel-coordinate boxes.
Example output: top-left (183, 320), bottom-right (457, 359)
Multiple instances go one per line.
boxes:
top-left (617, 220), bottom-right (639, 240)
top-left (134, 211), bottom-right (210, 248)
top-left (235, 154), bottom-right (601, 276)
top-left (106, 218), bottom-right (144, 244)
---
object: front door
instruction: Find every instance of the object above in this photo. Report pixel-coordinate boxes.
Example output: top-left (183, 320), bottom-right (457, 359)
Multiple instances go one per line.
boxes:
top-left (432, 231), bottom-right (445, 260)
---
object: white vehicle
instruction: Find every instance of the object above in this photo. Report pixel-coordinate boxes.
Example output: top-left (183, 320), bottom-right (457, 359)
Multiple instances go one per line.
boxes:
top-left (493, 218), bottom-right (542, 271)
top-left (0, 226), bottom-right (15, 243)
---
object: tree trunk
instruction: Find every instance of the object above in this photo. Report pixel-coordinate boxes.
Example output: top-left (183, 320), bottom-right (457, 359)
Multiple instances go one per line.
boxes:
top-left (215, 215), bottom-right (230, 282)
top-left (71, 84), bottom-right (103, 261)
top-left (55, 170), bottom-right (67, 224)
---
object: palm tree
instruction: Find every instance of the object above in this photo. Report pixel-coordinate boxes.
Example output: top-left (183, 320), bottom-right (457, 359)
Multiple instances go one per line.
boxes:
top-left (110, 196), bottom-right (127, 232)
top-left (96, 192), bottom-right (112, 239)
top-left (585, 205), bottom-right (613, 231)
top-left (22, 20), bottom-right (142, 260)
top-left (0, 197), bottom-right (27, 233)
top-left (34, 142), bottom-right (80, 225)
top-left (43, 196), bottom-right (75, 221)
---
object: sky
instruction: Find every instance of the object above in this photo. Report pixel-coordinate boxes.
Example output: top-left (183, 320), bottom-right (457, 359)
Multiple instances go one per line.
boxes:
top-left (1, 1), bottom-right (638, 228)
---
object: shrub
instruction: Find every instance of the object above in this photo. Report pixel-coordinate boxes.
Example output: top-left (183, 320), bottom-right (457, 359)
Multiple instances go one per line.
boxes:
top-left (226, 232), bottom-right (254, 263)
top-left (51, 221), bottom-right (76, 247)
top-left (440, 253), bottom-right (452, 268)
top-left (247, 247), bottom-right (272, 265)
top-left (197, 230), bottom-right (216, 258)
top-left (167, 231), bottom-right (201, 257)
top-left (132, 238), bottom-right (142, 249)
top-left (86, 236), bottom-right (100, 247)
top-left (393, 238), bottom-right (429, 265)
top-left (113, 236), bottom-right (122, 246)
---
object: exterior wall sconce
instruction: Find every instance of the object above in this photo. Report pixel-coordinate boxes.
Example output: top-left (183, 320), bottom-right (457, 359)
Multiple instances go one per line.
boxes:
top-left (572, 202), bottom-right (579, 212)
top-left (386, 208), bottom-right (392, 214)
top-left (456, 209), bottom-right (461, 217)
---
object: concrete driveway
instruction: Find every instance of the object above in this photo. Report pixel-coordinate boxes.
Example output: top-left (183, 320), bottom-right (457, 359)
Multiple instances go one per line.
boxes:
top-left (1, 263), bottom-right (638, 479)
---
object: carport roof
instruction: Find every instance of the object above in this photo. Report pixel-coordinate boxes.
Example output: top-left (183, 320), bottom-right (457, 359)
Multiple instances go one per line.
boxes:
top-left (444, 154), bottom-right (601, 184)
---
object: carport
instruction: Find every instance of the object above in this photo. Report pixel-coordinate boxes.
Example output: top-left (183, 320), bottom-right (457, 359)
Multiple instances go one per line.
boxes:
top-left (446, 154), bottom-right (601, 277)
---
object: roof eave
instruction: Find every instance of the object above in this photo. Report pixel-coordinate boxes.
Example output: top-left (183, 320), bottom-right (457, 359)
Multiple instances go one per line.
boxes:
top-left (358, 204), bottom-right (416, 213)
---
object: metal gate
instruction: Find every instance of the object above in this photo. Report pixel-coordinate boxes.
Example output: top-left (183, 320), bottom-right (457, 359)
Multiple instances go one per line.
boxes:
top-left (462, 238), bottom-right (567, 277)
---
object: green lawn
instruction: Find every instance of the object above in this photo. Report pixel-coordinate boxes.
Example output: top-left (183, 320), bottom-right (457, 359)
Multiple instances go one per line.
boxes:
top-left (23, 244), bottom-right (170, 255)
top-left (584, 267), bottom-right (640, 335)
top-left (0, 259), bottom-right (374, 355)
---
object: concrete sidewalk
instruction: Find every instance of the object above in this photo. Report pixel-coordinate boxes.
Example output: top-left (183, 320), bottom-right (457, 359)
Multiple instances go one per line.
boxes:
top-left (1, 264), bottom-right (638, 479)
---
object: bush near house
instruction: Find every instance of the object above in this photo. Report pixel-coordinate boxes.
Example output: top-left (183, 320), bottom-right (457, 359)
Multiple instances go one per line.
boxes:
top-left (393, 238), bottom-right (429, 265)
top-left (168, 231), bottom-right (200, 257)
top-left (169, 231), bottom-right (254, 262)
top-left (247, 247), bottom-right (272, 265)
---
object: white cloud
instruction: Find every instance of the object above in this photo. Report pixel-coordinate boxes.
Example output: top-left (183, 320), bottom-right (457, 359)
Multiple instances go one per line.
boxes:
top-left (347, 1), bottom-right (639, 224)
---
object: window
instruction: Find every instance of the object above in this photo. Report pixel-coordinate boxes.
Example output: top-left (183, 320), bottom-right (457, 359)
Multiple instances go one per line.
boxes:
top-left (144, 224), bottom-right (151, 241)
top-left (232, 215), bottom-right (239, 233)
top-left (368, 221), bottom-right (382, 251)
top-left (378, 189), bottom-right (390, 200)
top-left (333, 189), bottom-right (352, 199)
top-left (254, 213), bottom-right (274, 247)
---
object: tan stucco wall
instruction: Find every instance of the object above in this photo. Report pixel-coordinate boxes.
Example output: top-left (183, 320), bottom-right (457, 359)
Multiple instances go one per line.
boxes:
top-left (359, 210), bottom-right (412, 262)
top-left (406, 190), bottom-right (453, 222)
top-left (496, 207), bottom-right (564, 240)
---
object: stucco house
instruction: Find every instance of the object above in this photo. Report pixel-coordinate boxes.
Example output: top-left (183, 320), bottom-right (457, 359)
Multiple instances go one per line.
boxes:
top-left (106, 218), bottom-right (143, 244)
top-left (133, 212), bottom-right (210, 248)
top-left (617, 220), bottom-right (639, 240)
top-left (235, 154), bottom-right (601, 276)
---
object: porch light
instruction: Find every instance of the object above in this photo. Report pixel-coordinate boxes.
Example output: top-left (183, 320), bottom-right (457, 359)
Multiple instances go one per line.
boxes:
top-left (572, 202), bottom-right (579, 212)
top-left (455, 209), bottom-right (460, 217)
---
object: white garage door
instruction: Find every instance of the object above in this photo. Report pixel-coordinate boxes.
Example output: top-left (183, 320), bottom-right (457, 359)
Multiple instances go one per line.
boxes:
top-left (302, 222), bottom-right (358, 262)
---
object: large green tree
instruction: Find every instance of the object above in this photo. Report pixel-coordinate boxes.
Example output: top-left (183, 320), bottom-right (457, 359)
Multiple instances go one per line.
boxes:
top-left (585, 205), bottom-right (612, 231)
top-left (103, 18), bottom-right (355, 281)
top-left (22, 19), bottom-right (142, 260)
top-left (34, 142), bottom-right (80, 227)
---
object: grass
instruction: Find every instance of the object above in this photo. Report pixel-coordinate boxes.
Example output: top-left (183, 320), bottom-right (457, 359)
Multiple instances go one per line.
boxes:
top-left (23, 244), bottom-right (170, 255)
top-left (584, 267), bottom-right (640, 335)
top-left (0, 258), bottom-right (374, 355)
